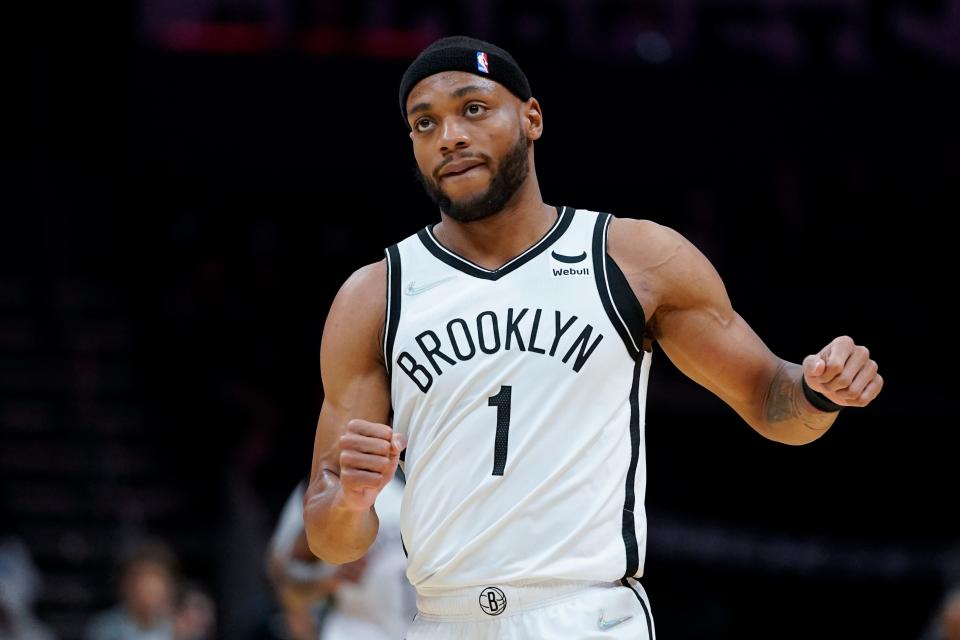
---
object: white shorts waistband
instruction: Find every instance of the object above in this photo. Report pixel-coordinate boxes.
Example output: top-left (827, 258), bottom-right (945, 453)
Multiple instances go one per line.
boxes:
top-left (415, 580), bottom-right (614, 621)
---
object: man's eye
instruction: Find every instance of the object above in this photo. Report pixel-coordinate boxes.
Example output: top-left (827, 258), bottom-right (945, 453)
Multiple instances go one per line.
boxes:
top-left (466, 104), bottom-right (486, 116)
top-left (416, 119), bottom-right (433, 131)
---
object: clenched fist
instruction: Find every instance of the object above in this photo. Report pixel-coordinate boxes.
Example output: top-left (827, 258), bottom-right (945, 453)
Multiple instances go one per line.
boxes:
top-left (337, 419), bottom-right (407, 511)
top-left (802, 336), bottom-right (883, 408)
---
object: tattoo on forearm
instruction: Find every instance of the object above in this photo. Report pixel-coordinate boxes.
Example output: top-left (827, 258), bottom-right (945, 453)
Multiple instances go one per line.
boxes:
top-left (764, 363), bottom-right (833, 431)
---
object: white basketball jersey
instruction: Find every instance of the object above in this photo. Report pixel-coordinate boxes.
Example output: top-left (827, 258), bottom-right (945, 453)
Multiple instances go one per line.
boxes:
top-left (383, 206), bottom-right (652, 594)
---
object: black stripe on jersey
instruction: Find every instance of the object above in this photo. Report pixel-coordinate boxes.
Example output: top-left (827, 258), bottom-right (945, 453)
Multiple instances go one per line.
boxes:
top-left (592, 213), bottom-right (647, 360)
top-left (384, 244), bottom-right (402, 377)
top-left (416, 205), bottom-right (572, 280)
top-left (622, 355), bottom-right (643, 578)
top-left (606, 256), bottom-right (646, 351)
top-left (619, 577), bottom-right (654, 640)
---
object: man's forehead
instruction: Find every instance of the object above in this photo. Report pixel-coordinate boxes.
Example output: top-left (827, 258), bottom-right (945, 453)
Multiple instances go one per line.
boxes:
top-left (406, 72), bottom-right (503, 105)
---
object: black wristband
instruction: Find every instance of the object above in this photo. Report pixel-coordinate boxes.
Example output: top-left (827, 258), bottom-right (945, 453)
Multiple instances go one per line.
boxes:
top-left (801, 377), bottom-right (844, 413)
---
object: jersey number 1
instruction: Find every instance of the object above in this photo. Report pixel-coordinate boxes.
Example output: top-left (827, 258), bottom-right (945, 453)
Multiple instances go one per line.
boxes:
top-left (487, 385), bottom-right (512, 476)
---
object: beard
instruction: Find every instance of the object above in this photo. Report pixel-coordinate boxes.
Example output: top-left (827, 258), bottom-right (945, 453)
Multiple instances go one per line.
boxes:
top-left (416, 129), bottom-right (530, 223)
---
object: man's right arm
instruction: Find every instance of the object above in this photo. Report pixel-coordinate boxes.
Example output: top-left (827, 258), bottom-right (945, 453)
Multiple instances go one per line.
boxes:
top-left (303, 259), bottom-right (402, 564)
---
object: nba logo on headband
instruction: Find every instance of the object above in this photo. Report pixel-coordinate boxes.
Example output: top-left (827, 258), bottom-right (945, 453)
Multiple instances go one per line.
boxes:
top-left (476, 51), bottom-right (489, 73)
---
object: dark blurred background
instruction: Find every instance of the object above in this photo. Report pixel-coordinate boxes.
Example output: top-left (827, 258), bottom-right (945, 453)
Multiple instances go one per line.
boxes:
top-left (10, 0), bottom-right (959, 638)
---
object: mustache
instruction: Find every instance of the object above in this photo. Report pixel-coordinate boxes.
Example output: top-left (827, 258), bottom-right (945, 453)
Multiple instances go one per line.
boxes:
top-left (433, 151), bottom-right (491, 182)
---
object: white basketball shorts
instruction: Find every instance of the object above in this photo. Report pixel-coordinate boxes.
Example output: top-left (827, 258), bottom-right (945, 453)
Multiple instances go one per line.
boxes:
top-left (405, 578), bottom-right (655, 639)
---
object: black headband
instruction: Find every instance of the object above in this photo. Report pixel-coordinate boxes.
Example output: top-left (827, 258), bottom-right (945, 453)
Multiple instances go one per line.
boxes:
top-left (399, 35), bottom-right (532, 124)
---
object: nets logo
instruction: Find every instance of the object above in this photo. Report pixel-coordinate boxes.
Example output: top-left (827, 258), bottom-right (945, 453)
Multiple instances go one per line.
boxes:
top-left (478, 586), bottom-right (506, 615)
top-left (476, 51), bottom-right (490, 73)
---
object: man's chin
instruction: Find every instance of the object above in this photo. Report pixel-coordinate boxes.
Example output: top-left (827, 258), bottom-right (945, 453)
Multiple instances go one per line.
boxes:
top-left (441, 194), bottom-right (505, 223)
top-left (438, 177), bottom-right (490, 203)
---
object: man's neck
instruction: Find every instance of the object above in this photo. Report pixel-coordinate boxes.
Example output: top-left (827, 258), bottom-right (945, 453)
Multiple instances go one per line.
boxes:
top-left (433, 186), bottom-right (556, 271)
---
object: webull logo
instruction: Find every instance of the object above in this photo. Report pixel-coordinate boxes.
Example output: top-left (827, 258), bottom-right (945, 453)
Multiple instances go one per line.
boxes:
top-left (551, 249), bottom-right (590, 277)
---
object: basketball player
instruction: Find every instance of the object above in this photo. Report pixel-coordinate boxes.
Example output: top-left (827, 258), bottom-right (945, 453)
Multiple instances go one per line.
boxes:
top-left (303, 36), bottom-right (883, 639)
top-left (267, 475), bottom-right (414, 640)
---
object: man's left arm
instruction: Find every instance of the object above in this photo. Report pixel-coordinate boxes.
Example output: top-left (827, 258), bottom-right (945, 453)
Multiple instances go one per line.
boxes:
top-left (608, 218), bottom-right (883, 445)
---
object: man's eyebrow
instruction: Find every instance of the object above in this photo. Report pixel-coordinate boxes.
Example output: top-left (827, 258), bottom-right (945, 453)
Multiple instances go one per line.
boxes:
top-left (450, 84), bottom-right (495, 99)
top-left (408, 102), bottom-right (431, 117)
top-left (407, 84), bottom-right (494, 115)
top-left (408, 85), bottom-right (496, 120)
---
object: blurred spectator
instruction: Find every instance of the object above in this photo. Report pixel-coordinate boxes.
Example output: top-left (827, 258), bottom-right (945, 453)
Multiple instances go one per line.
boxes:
top-left (919, 586), bottom-right (960, 640)
top-left (0, 537), bottom-right (56, 640)
top-left (266, 474), bottom-right (414, 640)
top-left (85, 541), bottom-right (178, 640)
top-left (173, 583), bottom-right (215, 640)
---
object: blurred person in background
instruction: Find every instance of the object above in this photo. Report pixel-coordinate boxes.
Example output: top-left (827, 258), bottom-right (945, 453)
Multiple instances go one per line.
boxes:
top-left (0, 536), bottom-right (56, 640)
top-left (920, 586), bottom-right (960, 640)
top-left (85, 541), bottom-right (178, 640)
top-left (303, 35), bottom-right (884, 639)
top-left (266, 474), bottom-right (413, 640)
top-left (172, 582), bottom-right (215, 640)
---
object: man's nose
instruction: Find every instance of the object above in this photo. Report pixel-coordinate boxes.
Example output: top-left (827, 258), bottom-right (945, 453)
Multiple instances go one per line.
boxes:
top-left (438, 118), bottom-right (470, 152)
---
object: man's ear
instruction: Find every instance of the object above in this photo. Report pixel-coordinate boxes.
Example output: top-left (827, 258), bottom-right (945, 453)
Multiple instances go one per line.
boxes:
top-left (523, 98), bottom-right (543, 141)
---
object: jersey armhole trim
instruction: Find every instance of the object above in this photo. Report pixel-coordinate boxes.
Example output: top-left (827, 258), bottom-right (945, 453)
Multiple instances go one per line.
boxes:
top-left (384, 244), bottom-right (402, 377)
top-left (621, 356), bottom-right (643, 578)
top-left (592, 213), bottom-right (647, 360)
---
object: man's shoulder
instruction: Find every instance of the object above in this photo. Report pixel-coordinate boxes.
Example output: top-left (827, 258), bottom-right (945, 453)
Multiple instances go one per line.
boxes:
top-left (607, 214), bottom-right (679, 239)
top-left (323, 259), bottom-right (388, 363)
top-left (336, 259), bottom-right (388, 308)
top-left (606, 214), bottom-right (729, 317)
top-left (604, 216), bottom-right (713, 319)
top-left (346, 258), bottom-right (388, 287)
top-left (606, 216), bottom-right (686, 269)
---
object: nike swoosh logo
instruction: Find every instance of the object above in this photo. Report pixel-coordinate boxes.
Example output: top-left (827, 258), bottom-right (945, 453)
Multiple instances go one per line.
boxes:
top-left (551, 250), bottom-right (587, 263)
top-left (404, 276), bottom-right (457, 296)
top-left (598, 611), bottom-right (633, 631)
